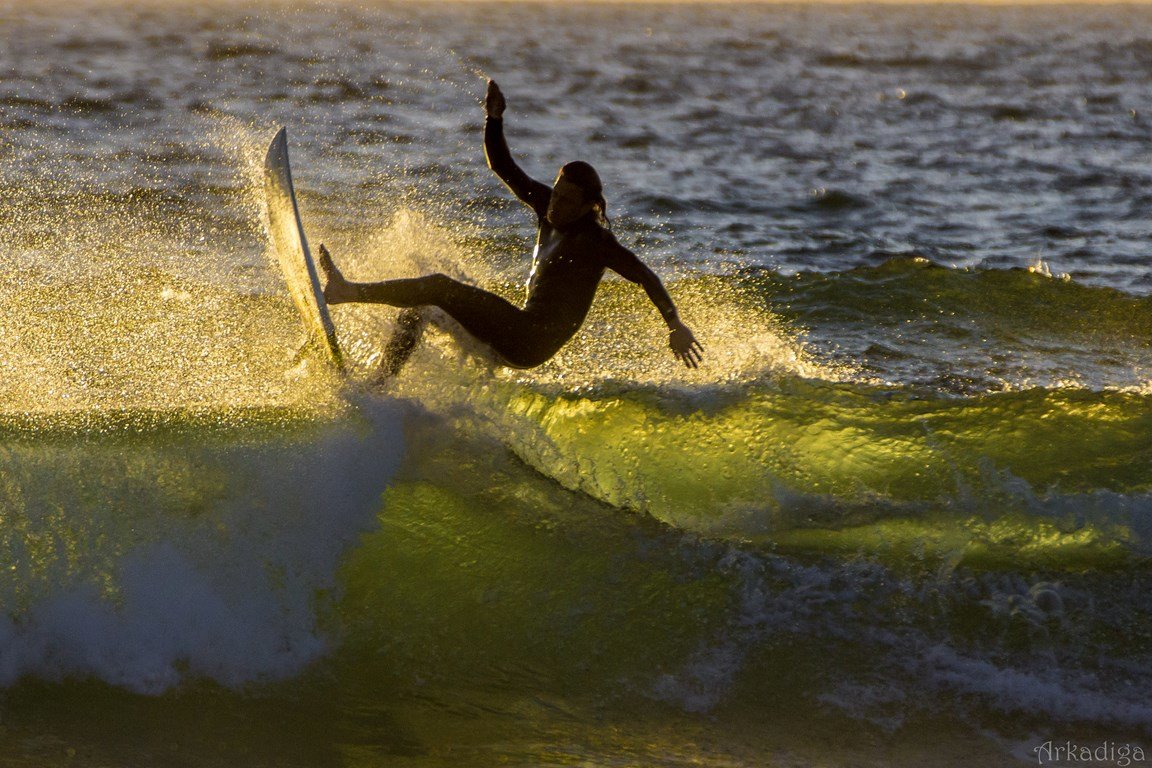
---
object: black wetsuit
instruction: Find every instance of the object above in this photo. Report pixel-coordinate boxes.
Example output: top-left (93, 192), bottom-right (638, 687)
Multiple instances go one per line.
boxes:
top-left (354, 116), bottom-right (679, 369)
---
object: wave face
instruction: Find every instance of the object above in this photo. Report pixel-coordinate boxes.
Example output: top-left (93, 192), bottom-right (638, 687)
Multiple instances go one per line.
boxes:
top-left (3, 1), bottom-right (1152, 766)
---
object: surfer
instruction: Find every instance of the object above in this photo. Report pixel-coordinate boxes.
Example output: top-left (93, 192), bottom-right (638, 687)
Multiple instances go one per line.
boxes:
top-left (318, 79), bottom-right (703, 374)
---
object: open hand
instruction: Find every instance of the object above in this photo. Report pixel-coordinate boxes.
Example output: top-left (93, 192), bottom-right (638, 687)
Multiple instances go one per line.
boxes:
top-left (485, 79), bottom-right (506, 119)
top-left (669, 321), bottom-right (703, 369)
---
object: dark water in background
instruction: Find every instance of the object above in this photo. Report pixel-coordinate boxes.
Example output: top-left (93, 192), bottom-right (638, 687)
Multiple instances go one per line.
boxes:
top-left (2, 1), bottom-right (1152, 765)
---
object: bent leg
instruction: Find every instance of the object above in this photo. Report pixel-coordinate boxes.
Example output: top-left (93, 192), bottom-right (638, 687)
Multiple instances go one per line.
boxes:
top-left (380, 308), bottom-right (424, 379)
top-left (317, 248), bottom-right (559, 368)
top-left (363, 274), bottom-right (555, 366)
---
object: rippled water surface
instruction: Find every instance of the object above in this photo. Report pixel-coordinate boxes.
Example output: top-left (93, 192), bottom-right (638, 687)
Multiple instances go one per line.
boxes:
top-left (1, 2), bottom-right (1152, 766)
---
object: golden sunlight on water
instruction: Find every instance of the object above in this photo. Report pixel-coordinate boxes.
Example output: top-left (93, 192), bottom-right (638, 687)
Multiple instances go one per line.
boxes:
top-left (0, 265), bottom-right (341, 415)
top-left (0, 138), bottom-right (343, 422)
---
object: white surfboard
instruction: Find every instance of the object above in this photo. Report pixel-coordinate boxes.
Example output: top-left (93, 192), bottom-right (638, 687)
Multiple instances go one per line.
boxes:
top-left (264, 127), bottom-right (343, 369)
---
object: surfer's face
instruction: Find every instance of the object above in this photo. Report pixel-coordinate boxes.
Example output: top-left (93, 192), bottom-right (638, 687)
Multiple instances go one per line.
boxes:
top-left (547, 176), bottom-right (595, 229)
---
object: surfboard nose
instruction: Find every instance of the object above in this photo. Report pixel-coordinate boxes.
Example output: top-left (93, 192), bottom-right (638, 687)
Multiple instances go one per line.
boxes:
top-left (265, 127), bottom-right (289, 168)
top-left (263, 123), bottom-right (344, 371)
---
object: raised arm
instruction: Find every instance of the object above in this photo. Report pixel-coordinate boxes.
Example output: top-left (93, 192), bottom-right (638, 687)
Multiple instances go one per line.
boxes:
top-left (483, 80), bottom-right (550, 218)
top-left (604, 240), bottom-right (704, 369)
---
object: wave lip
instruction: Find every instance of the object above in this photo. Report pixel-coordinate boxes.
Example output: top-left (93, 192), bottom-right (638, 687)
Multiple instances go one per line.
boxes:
top-left (424, 365), bottom-right (1152, 568)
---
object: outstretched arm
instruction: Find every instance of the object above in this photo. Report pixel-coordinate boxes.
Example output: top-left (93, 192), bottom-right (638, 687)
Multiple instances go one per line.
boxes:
top-left (483, 80), bottom-right (550, 218)
top-left (605, 243), bottom-right (704, 369)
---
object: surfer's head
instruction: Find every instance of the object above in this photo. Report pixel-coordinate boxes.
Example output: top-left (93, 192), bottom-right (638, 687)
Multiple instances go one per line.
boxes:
top-left (548, 161), bottom-right (608, 229)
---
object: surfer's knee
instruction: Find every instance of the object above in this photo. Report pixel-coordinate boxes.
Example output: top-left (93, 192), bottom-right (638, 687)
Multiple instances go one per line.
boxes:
top-left (414, 272), bottom-right (449, 295)
top-left (425, 272), bottom-right (455, 289)
top-left (421, 272), bottom-right (470, 303)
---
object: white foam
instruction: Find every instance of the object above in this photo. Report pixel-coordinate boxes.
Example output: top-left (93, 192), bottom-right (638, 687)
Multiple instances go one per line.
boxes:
top-left (924, 644), bottom-right (1152, 731)
top-left (0, 395), bottom-right (403, 694)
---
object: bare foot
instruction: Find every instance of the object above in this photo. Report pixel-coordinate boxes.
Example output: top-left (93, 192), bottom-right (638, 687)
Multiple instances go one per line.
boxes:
top-left (318, 244), bottom-right (355, 304)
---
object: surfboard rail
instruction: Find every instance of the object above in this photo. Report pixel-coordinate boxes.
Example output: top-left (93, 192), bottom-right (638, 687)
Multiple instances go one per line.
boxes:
top-left (263, 127), bottom-right (343, 370)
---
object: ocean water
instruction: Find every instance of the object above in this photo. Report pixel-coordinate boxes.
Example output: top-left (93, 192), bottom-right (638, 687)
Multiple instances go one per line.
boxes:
top-left (1, 0), bottom-right (1152, 765)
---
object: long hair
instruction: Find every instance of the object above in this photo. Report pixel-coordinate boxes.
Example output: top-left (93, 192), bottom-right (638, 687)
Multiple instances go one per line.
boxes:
top-left (561, 161), bottom-right (612, 230)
